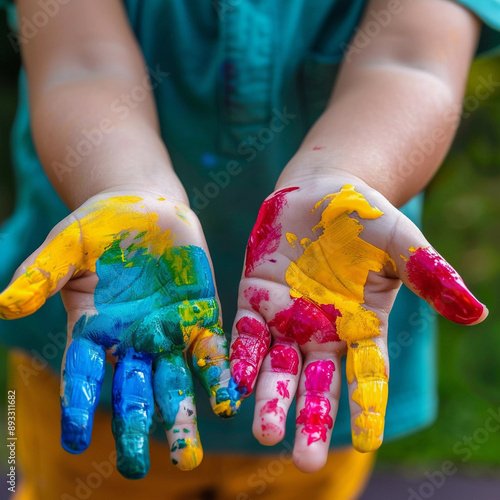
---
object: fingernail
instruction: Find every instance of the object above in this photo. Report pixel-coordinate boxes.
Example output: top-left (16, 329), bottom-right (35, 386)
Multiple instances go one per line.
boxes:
top-left (116, 432), bottom-right (150, 479)
top-left (406, 247), bottom-right (486, 325)
top-left (61, 408), bottom-right (92, 453)
top-left (171, 438), bottom-right (203, 471)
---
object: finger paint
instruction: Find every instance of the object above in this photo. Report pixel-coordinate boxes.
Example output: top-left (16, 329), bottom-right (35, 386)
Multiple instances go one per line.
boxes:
top-left (346, 339), bottom-right (388, 452)
top-left (112, 349), bottom-right (154, 479)
top-left (244, 187), bottom-right (298, 276)
top-left (230, 317), bottom-right (271, 395)
top-left (1, 197), bottom-right (240, 473)
top-left (295, 360), bottom-right (334, 445)
top-left (0, 196), bottom-right (173, 319)
top-left (61, 338), bottom-right (106, 454)
top-left (406, 246), bottom-right (484, 325)
top-left (260, 398), bottom-right (286, 437)
top-left (243, 286), bottom-right (270, 313)
top-left (284, 185), bottom-right (391, 450)
top-left (170, 432), bottom-right (203, 471)
top-left (285, 185), bottom-right (393, 343)
top-left (269, 345), bottom-right (299, 375)
top-left (276, 380), bottom-right (290, 399)
top-left (268, 296), bottom-right (340, 345)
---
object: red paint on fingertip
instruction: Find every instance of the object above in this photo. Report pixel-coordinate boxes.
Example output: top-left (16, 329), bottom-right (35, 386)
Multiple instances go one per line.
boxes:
top-left (260, 398), bottom-right (286, 436)
top-left (231, 317), bottom-right (271, 394)
top-left (245, 187), bottom-right (299, 276)
top-left (269, 345), bottom-right (300, 375)
top-left (243, 287), bottom-right (270, 313)
top-left (312, 146), bottom-right (325, 150)
top-left (406, 247), bottom-right (484, 325)
top-left (269, 297), bottom-right (341, 345)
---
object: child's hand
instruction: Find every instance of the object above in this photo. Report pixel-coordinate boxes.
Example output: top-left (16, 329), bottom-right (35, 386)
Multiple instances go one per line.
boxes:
top-left (230, 173), bottom-right (487, 472)
top-left (0, 192), bottom-right (240, 478)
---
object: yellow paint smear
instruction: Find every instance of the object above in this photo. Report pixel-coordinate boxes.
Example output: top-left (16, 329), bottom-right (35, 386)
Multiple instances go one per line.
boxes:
top-left (346, 339), bottom-right (388, 452)
top-left (285, 184), bottom-right (391, 451)
top-left (0, 197), bottom-right (173, 319)
top-left (286, 233), bottom-right (298, 248)
top-left (176, 435), bottom-right (204, 471)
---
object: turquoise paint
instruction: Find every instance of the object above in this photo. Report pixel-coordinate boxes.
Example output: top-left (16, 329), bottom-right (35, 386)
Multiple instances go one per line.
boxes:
top-left (61, 235), bottom-right (240, 478)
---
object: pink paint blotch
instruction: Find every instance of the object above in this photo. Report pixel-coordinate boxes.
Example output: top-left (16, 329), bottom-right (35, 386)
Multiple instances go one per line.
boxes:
top-left (269, 345), bottom-right (299, 375)
top-left (243, 286), bottom-right (270, 313)
top-left (406, 247), bottom-right (484, 325)
top-left (268, 297), bottom-right (341, 345)
top-left (296, 396), bottom-right (333, 445)
top-left (304, 360), bottom-right (335, 392)
top-left (260, 398), bottom-right (286, 436)
top-left (296, 360), bottom-right (335, 445)
top-left (276, 379), bottom-right (290, 399)
top-left (245, 187), bottom-right (299, 276)
top-left (231, 317), bottom-right (271, 394)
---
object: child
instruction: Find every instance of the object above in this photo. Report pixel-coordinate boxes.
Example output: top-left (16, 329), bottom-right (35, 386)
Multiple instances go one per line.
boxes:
top-left (0, 0), bottom-right (497, 498)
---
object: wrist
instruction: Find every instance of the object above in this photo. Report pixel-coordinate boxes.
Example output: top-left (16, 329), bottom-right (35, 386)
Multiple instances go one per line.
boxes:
top-left (276, 149), bottom-right (419, 207)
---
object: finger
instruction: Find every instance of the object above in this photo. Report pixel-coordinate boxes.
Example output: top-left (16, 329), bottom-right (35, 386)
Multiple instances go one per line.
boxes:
top-left (390, 216), bottom-right (487, 325)
top-left (230, 310), bottom-right (272, 397)
top-left (153, 352), bottom-right (202, 471)
top-left (252, 340), bottom-right (302, 445)
top-left (346, 337), bottom-right (389, 453)
top-left (191, 321), bottom-right (243, 417)
top-left (292, 353), bottom-right (341, 473)
top-left (61, 337), bottom-right (106, 454)
top-left (0, 220), bottom-right (81, 319)
top-left (112, 348), bottom-right (154, 479)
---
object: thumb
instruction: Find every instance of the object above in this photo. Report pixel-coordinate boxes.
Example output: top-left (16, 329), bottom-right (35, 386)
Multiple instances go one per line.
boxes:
top-left (0, 216), bottom-right (82, 320)
top-left (390, 214), bottom-right (488, 326)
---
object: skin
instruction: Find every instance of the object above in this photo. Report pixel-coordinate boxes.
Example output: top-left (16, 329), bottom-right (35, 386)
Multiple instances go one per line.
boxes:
top-left (7, 0), bottom-right (488, 479)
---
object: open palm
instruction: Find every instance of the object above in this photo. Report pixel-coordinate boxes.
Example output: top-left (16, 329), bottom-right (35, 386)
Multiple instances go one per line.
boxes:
top-left (230, 177), bottom-right (487, 472)
top-left (0, 192), bottom-right (240, 478)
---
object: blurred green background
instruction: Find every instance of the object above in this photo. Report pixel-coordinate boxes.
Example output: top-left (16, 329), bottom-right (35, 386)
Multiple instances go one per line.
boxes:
top-left (0, 9), bottom-right (499, 478)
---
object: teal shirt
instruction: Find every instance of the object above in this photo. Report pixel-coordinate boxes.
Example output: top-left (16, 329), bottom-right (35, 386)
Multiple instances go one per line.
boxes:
top-left (1, 0), bottom-right (499, 452)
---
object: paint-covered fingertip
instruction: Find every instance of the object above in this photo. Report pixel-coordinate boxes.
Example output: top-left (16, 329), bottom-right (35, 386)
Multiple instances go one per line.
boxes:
top-left (61, 409), bottom-right (92, 454)
top-left (115, 433), bottom-right (151, 480)
top-left (0, 272), bottom-right (49, 320)
top-left (230, 360), bottom-right (256, 398)
top-left (406, 247), bottom-right (488, 325)
top-left (351, 429), bottom-right (383, 453)
top-left (171, 438), bottom-right (203, 471)
top-left (212, 379), bottom-right (242, 418)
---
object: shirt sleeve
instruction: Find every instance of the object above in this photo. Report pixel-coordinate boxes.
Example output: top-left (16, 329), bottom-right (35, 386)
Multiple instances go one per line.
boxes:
top-left (453, 0), bottom-right (500, 55)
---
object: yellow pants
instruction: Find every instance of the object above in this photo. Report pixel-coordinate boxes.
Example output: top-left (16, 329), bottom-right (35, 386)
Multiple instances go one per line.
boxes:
top-left (10, 350), bottom-right (375, 500)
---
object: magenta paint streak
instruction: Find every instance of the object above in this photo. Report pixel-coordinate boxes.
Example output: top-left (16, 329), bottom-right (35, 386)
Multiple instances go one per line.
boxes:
top-left (276, 380), bottom-right (290, 399)
top-left (269, 345), bottom-right (299, 375)
top-left (243, 286), bottom-right (270, 313)
top-left (268, 297), bottom-right (341, 345)
top-left (245, 187), bottom-right (299, 277)
top-left (260, 398), bottom-right (286, 436)
top-left (231, 317), bottom-right (271, 395)
top-left (406, 247), bottom-right (484, 325)
top-left (296, 360), bottom-right (334, 445)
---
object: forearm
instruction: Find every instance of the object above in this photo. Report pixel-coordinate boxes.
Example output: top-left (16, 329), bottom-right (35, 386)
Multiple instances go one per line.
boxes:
top-left (278, 0), bottom-right (480, 207)
top-left (30, 76), bottom-right (187, 210)
top-left (17, 0), bottom-right (186, 211)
